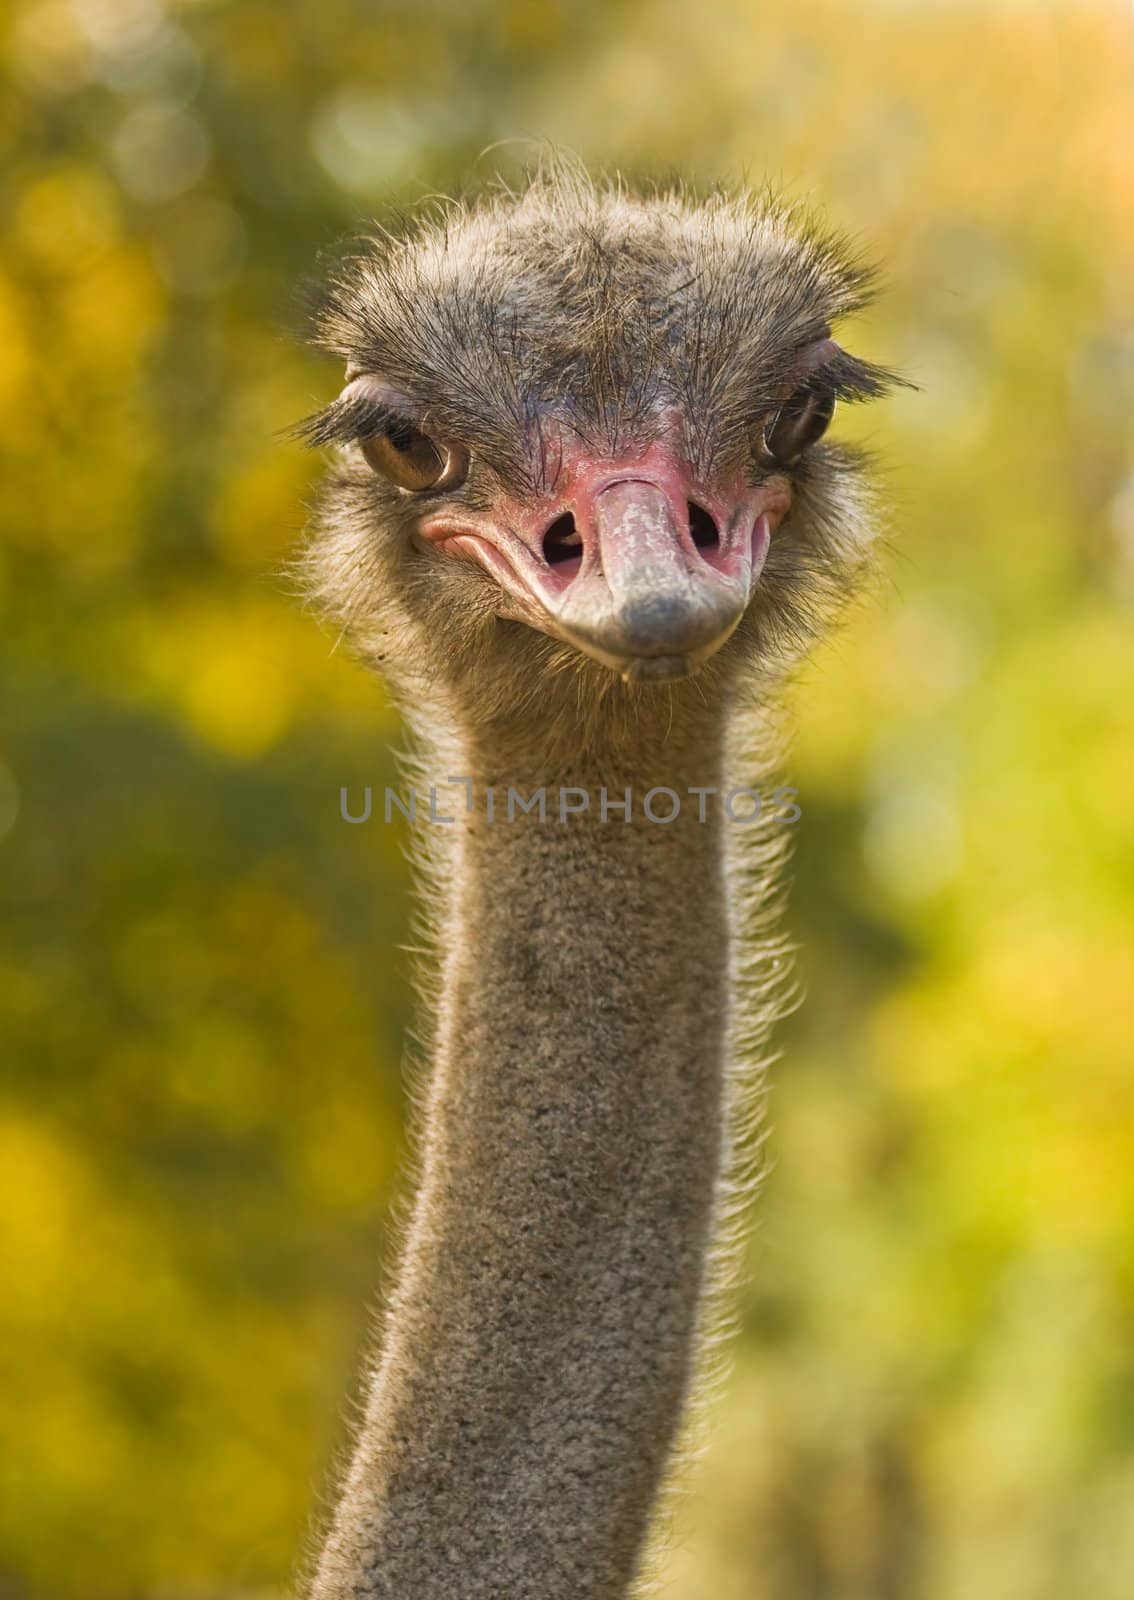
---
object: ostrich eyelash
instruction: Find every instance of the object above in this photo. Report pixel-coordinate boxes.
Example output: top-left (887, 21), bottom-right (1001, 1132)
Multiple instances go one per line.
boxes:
top-left (782, 349), bottom-right (905, 411)
top-left (820, 349), bottom-right (906, 404)
top-left (294, 394), bottom-right (416, 450)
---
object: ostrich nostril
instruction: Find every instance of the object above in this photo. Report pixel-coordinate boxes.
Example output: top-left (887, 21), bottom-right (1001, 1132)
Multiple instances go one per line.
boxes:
top-left (542, 512), bottom-right (583, 573)
top-left (688, 502), bottom-right (719, 551)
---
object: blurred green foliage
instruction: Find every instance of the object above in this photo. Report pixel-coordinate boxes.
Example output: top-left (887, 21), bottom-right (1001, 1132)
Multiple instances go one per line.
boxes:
top-left (1, 1), bottom-right (1132, 1596)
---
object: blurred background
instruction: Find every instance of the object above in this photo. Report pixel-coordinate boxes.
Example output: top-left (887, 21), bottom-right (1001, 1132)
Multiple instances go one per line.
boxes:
top-left (2, 1), bottom-right (1133, 1596)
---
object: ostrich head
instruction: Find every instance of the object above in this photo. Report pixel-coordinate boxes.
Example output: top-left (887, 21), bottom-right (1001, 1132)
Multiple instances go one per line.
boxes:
top-left (300, 168), bottom-right (896, 735)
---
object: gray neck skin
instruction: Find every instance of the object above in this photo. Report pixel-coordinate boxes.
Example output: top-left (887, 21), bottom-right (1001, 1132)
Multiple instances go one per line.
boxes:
top-left (310, 713), bottom-right (731, 1600)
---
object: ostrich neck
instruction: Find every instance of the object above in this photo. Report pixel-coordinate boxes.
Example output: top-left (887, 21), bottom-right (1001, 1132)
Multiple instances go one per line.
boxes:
top-left (312, 710), bottom-right (732, 1600)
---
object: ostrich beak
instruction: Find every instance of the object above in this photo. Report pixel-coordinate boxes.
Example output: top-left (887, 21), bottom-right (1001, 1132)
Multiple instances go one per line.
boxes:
top-left (549, 479), bottom-right (764, 682)
top-left (423, 457), bottom-right (788, 683)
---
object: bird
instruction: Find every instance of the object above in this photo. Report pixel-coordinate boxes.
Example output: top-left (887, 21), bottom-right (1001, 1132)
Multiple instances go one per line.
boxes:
top-left (295, 160), bottom-right (898, 1600)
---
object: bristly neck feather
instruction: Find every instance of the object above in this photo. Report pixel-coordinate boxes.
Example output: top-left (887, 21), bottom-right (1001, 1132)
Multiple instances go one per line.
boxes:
top-left (308, 697), bottom-right (773, 1600)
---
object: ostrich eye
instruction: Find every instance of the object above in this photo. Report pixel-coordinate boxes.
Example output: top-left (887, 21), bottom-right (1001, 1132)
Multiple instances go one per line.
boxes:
top-left (359, 420), bottom-right (469, 493)
top-left (760, 385), bottom-right (836, 466)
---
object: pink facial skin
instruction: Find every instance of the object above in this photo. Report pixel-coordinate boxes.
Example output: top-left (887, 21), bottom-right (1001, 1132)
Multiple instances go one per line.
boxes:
top-left (416, 433), bottom-right (792, 682)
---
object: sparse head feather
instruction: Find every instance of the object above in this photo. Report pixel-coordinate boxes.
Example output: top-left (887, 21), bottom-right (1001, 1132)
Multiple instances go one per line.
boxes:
top-left (301, 164), bottom-right (897, 489)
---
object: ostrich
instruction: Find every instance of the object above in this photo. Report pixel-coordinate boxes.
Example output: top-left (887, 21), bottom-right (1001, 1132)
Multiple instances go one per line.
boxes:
top-left (296, 166), bottom-right (897, 1600)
